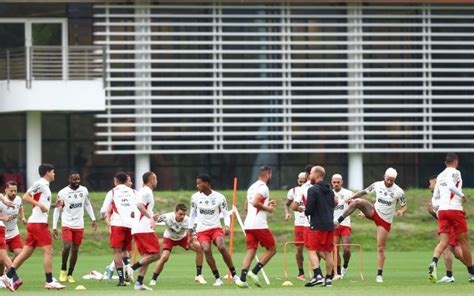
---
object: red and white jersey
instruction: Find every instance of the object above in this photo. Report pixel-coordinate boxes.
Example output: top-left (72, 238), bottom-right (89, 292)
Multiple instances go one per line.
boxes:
top-left (132, 186), bottom-right (155, 234)
top-left (157, 212), bottom-right (189, 241)
top-left (244, 180), bottom-right (270, 230)
top-left (55, 185), bottom-right (95, 229)
top-left (365, 181), bottom-right (406, 224)
top-left (435, 167), bottom-right (464, 211)
top-left (293, 181), bottom-right (311, 227)
top-left (27, 178), bottom-right (52, 223)
top-left (101, 184), bottom-right (136, 228)
top-left (0, 196), bottom-right (22, 239)
top-left (287, 186), bottom-right (308, 227)
top-left (189, 190), bottom-right (229, 233)
top-left (333, 188), bottom-right (353, 227)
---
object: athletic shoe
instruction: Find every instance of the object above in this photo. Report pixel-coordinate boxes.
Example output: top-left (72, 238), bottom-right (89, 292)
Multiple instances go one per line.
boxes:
top-left (297, 274), bottom-right (306, 281)
top-left (323, 278), bottom-right (332, 287)
top-left (134, 283), bottom-right (153, 291)
top-left (195, 275), bottom-right (207, 284)
top-left (234, 277), bottom-right (249, 288)
top-left (428, 262), bottom-right (437, 283)
top-left (149, 279), bottom-right (157, 286)
top-left (59, 270), bottom-right (67, 282)
top-left (376, 275), bottom-right (383, 283)
top-left (67, 275), bottom-right (76, 283)
top-left (213, 278), bottom-right (224, 287)
top-left (0, 279), bottom-right (5, 289)
top-left (469, 274), bottom-right (474, 282)
top-left (332, 274), bottom-right (342, 281)
top-left (436, 276), bottom-right (455, 283)
top-left (44, 281), bottom-right (65, 290)
top-left (13, 278), bottom-right (23, 290)
top-left (125, 265), bottom-right (135, 283)
top-left (2, 275), bottom-right (15, 292)
top-left (247, 271), bottom-right (262, 287)
top-left (117, 281), bottom-right (128, 287)
top-left (341, 267), bottom-right (348, 279)
top-left (104, 266), bottom-right (114, 281)
top-left (305, 275), bottom-right (324, 287)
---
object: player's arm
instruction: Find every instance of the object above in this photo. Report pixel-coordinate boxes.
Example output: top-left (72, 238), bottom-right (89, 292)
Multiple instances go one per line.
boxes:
top-left (100, 191), bottom-right (113, 222)
top-left (136, 202), bottom-right (155, 229)
top-left (53, 206), bottom-right (61, 239)
top-left (284, 198), bottom-right (292, 221)
top-left (84, 193), bottom-right (97, 231)
top-left (23, 191), bottom-right (47, 212)
top-left (252, 193), bottom-right (275, 213)
top-left (19, 204), bottom-right (27, 224)
top-left (427, 203), bottom-right (438, 220)
top-left (187, 198), bottom-right (197, 244)
top-left (220, 198), bottom-right (231, 235)
top-left (0, 194), bottom-right (14, 208)
top-left (395, 194), bottom-right (408, 216)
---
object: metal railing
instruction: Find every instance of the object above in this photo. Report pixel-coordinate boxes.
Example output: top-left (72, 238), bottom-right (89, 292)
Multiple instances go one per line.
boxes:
top-left (0, 46), bottom-right (105, 88)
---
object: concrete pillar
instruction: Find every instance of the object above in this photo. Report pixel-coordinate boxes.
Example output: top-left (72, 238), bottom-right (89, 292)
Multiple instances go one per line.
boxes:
top-left (135, 154), bottom-right (150, 188)
top-left (26, 111), bottom-right (41, 187)
top-left (348, 152), bottom-right (363, 190)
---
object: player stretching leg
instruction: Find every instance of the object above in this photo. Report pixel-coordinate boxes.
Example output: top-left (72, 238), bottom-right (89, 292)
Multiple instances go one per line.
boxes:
top-left (236, 166), bottom-right (277, 288)
top-left (150, 204), bottom-right (206, 285)
top-left (188, 174), bottom-right (239, 286)
top-left (336, 168), bottom-right (407, 283)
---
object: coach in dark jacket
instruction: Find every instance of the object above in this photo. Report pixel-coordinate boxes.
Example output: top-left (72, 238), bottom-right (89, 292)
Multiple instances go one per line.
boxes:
top-left (304, 166), bottom-right (338, 287)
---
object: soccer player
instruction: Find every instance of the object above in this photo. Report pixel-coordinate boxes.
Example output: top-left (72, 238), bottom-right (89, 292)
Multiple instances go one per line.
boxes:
top-left (236, 165), bottom-right (276, 288)
top-left (187, 174), bottom-right (239, 286)
top-left (284, 172), bottom-right (307, 280)
top-left (52, 172), bottom-right (97, 283)
top-left (130, 171), bottom-right (161, 290)
top-left (0, 193), bottom-right (15, 283)
top-left (2, 163), bottom-right (65, 291)
top-left (100, 171), bottom-right (137, 286)
top-left (428, 153), bottom-right (474, 282)
top-left (427, 175), bottom-right (463, 283)
top-left (335, 167), bottom-right (407, 283)
top-left (331, 174), bottom-right (354, 280)
top-left (304, 166), bottom-right (338, 288)
top-left (150, 203), bottom-right (206, 285)
top-left (0, 181), bottom-right (26, 260)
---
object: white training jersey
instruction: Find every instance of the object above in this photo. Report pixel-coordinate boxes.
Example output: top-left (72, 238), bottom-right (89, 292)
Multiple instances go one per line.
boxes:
top-left (55, 185), bottom-right (95, 229)
top-left (287, 186), bottom-right (308, 227)
top-left (27, 178), bottom-right (52, 223)
top-left (244, 180), bottom-right (270, 230)
top-left (293, 181), bottom-right (311, 227)
top-left (101, 184), bottom-right (136, 228)
top-left (0, 196), bottom-right (22, 239)
top-left (189, 190), bottom-right (229, 233)
top-left (333, 188), bottom-right (353, 227)
top-left (157, 212), bottom-right (189, 241)
top-left (435, 167), bottom-right (464, 212)
top-left (365, 181), bottom-right (406, 224)
top-left (132, 186), bottom-right (155, 234)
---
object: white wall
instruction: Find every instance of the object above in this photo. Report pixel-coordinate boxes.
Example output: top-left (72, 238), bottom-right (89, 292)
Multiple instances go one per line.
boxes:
top-left (0, 80), bottom-right (105, 112)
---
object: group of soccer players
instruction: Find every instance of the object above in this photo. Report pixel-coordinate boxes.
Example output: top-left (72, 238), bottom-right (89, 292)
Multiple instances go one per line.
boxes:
top-left (0, 152), bottom-right (471, 292)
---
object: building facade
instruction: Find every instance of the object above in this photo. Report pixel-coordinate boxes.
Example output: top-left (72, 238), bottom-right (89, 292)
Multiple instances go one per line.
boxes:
top-left (0, 0), bottom-right (473, 191)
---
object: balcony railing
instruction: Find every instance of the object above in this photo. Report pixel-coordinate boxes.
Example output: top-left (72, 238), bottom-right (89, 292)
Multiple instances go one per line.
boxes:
top-left (0, 46), bottom-right (105, 88)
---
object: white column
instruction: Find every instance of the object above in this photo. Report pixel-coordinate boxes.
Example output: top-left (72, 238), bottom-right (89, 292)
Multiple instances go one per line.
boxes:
top-left (348, 152), bottom-right (363, 190)
top-left (26, 111), bottom-right (41, 187)
top-left (135, 154), bottom-right (150, 188)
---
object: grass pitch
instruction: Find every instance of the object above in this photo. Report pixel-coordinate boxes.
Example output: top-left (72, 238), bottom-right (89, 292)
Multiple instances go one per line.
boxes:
top-left (6, 251), bottom-right (474, 295)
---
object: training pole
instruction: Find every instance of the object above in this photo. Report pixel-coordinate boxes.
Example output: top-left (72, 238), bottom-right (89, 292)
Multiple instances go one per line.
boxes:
top-left (132, 243), bottom-right (138, 264)
top-left (227, 177), bottom-right (238, 283)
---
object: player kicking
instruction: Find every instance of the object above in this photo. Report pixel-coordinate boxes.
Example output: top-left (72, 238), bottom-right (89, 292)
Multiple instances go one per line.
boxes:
top-left (284, 172), bottom-right (307, 280)
top-left (101, 171), bottom-right (137, 286)
top-left (188, 174), bottom-right (239, 286)
top-left (331, 174), bottom-right (353, 280)
top-left (236, 165), bottom-right (276, 288)
top-left (2, 163), bottom-right (65, 291)
top-left (1, 181), bottom-right (26, 261)
top-left (130, 172), bottom-right (161, 291)
top-left (335, 168), bottom-right (407, 283)
top-left (427, 175), bottom-right (463, 283)
top-left (53, 172), bottom-right (97, 283)
top-left (428, 153), bottom-right (474, 282)
top-left (150, 203), bottom-right (206, 285)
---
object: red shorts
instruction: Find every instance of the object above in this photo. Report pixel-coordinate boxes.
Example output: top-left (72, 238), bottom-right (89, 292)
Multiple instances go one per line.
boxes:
top-left (334, 225), bottom-right (352, 237)
top-left (368, 209), bottom-right (391, 232)
top-left (6, 234), bottom-right (23, 252)
top-left (448, 228), bottom-right (460, 247)
top-left (308, 229), bottom-right (334, 252)
top-left (133, 232), bottom-right (161, 256)
top-left (294, 226), bottom-right (305, 246)
top-left (246, 229), bottom-right (276, 250)
top-left (162, 235), bottom-right (189, 251)
top-left (110, 226), bottom-right (132, 251)
top-left (438, 210), bottom-right (468, 234)
top-left (0, 227), bottom-right (6, 250)
top-left (196, 227), bottom-right (224, 244)
top-left (25, 223), bottom-right (52, 248)
top-left (62, 227), bottom-right (84, 246)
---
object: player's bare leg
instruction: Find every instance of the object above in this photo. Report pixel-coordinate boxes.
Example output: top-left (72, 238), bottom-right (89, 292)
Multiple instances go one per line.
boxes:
top-left (429, 233), bottom-right (450, 282)
top-left (113, 248), bottom-right (126, 285)
top-left (340, 199), bottom-right (375, 220)
top-left (334, 236), bottom-right (342, 278)
top-left (200, 240), bottom-right (221, 283)
top-left (0, 249), bottom-right (12, 275)
top-left (131, 252), bottom-right (159, 289)
top-left (190, 240), bottom-right (206, 283)
top-left (456, 233), bottom-right (473, 271)
top-left (304, 250), bottom-right (324, 286)
top-left (12, 248), bottom-right (22, 262)
top-left (376, 226), bottom-right (389, 283)
top-left (151, 250), bottom-right (170, 281)
top-left (9, 245), bottom-right (34, 270)
top-left (214, 236), bottom-right (238, 279)
top-left (295, 244), bottom-right (305, 279)
top-left (67, 244), bottom-right (80, 280)
top-left (322, 251), bottom-right (334, 286)
top-left (437, 247), bottom-right (455, 283)
top-left (341, 235), bottom-right (352, 278)
top-left (60, 241), bottom-right (72, 281)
